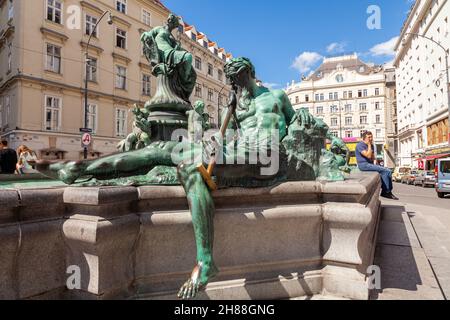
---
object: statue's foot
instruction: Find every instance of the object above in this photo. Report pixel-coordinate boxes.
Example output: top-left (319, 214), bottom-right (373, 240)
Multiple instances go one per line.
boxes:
top-left (33, 160), bottom-right (88, 185)
top-left (177, 261), bottom-right (219, 300)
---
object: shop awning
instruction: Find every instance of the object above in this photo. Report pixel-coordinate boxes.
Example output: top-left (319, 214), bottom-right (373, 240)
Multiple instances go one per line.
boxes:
top-left (426, 154), bottom-right (450, 161)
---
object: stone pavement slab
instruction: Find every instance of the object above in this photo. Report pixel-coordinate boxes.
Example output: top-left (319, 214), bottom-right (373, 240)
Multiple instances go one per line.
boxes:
top-left (371, 202), bottom-right (444, 300)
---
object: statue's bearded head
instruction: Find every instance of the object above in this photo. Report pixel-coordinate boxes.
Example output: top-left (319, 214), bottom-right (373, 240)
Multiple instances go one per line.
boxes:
top-left (167, 14), bottom-right (181, 30)
top-left (224, 57), bottom-right (256, 89)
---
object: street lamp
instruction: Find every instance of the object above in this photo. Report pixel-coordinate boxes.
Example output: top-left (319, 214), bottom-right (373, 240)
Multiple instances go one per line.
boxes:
top-left (402, 32), bottom-right (450, 147)
top-left (83, 11), bottom-right (113, 159)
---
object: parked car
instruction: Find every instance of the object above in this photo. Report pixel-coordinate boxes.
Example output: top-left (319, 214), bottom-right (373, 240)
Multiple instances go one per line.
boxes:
top-left (436, 158), bottom-right (450, 199)
top-left (402, 170), bottom-right (419, 185)
top-left (393, 167), bottom-right (411, 183)
top-left (414, 171), bottom-right (436, 187)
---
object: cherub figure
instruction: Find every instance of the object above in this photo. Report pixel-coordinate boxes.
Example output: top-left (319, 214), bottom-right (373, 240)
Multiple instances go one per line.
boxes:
top-left (117, 106), bottom-right (152, 152)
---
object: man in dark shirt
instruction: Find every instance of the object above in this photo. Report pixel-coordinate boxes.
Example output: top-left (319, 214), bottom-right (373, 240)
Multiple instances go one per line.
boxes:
top-left (356, 132), bottom-right (398, 200)
top-left (0, 140), bottom-right (18, 174)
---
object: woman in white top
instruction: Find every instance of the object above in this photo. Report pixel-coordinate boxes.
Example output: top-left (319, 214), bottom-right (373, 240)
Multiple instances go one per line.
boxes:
top-left (16, 145), bottom-right (38, 174)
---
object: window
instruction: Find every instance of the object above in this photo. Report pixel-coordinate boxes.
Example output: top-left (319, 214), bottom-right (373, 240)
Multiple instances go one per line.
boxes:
top-left (45, 96), bottom-right (61, 131)
top-left (345, 131), bottom-right (353, 138)
top-left (348, 91), bottom-right (353, 98)
top-left (208, 63), bottom-right (213, 76)
top-left (376, 115), bottom-right (381, 124)
top-left (360, 116), bottom-right (368, 124)
top-left (85, 103), bottom-right (97, 133)
top-left (363, 89), bottom-right (368, 97)
top-left (329, 93), bottom-right (333, 100)
top-left (142, 9), bottom-right (151, 26)
top-left (359, 103), bottom-right (367, 111)
top-left (345, 117), bottom-right (352, 126)
top-left (116, 28), bottom-right (127, 49)
top-left (208, 88), bottom-right (214, 102)
top-left (86, 15), bottom-right (98, 37)
top-left (330, 131), bottom-right (339, 137)
top-left (375, 88), bottom-right (380, 96)
top-left (195, 57), bottom-right (202, 70)
top-left (195, 83), bottom-right (202, 98)
top-left (345, 104), bottom-right (352, 113)
top-left (315, 94), bottom-right (319, 101)
top-left (46, 43), bottom-right (61, 73)
top-left (376, 129), bottom-right (382, 138)
top-left (316, 106), bottom-right (323, 114)
top-left (115, 66), bottom-right (127, 89)
top-left (218, 94), bottom-right (224, 106)
top-left (331, 118), bottom-right (338, 126)
top-left (375, 102), bottom-right (381, 110)
top-left (320, 93), bottom-right (324, 101)
top-left (343, 91), bottom-right (348, 99)
top-left (142, 74), bottom-right (151, 96)
top-left (305, 94), bottom-right (309, 102)
top-left (358, 90), bottom-right (363, 98)
top-left (191, 33), bottom-right (197, 41)
top-left (295, 96), bottom-right (299, 104)
top-left (116, 0), bottom-right (127, 14)
top-left (47, 0), bottom-right (62, 24)
top-left (218, 70), bottom-right (223, 82)
top-left (86, 57), bottom-right (97, 82)
top-left (334, 92), bottom-right (338, 100)
top-left (115, 108), bottom-right (127, 137)
top-left (330, 105), bottom-right (338, 113)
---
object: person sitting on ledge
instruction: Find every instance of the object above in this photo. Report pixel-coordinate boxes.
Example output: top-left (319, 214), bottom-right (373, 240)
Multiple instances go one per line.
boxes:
top-left (356, 131), bottom-right (399, 200)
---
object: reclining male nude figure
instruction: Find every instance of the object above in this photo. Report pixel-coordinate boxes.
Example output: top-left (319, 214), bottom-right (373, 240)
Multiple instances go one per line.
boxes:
top-left (34, 57), bottom-right (316, 299)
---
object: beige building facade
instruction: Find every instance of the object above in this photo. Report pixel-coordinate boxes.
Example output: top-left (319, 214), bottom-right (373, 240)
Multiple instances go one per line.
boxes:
top-left (394, 0), bottom-right (450, 169)
top-left (286, 54), bottom-right (393, 167)
top-left (0, 0), bottom-right (231, 160)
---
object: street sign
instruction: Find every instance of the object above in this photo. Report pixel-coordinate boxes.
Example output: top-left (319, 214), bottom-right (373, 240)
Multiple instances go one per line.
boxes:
top-left (80, 128), bottom-right (93, 133)
top-left (81, 133), bottom-right (92, 147)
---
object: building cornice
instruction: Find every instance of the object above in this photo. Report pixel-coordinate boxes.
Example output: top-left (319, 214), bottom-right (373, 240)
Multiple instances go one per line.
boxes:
top-left (80, 41), bottom-right (104, 54)
top-left (3, 129), bottom-right (122, 142)
top-left (112, 52), bottom-right (132, 64)
top-left (80, 1), bottom-right (104, 15)
top-left (0, 74), bottom-right (145, 106)
top-left (40, 27), bottom-right (69, 42)
top-left (112, 16), bottom-right (132, 28)
top-left (287, 78), bottom-right (386, 94)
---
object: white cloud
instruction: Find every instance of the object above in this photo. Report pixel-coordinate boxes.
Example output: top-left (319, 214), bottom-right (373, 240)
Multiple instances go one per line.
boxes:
top-left (326, 42), bottom-right (347, 53)
top-left (291, 52), bottom-right (323, 73)
top-left (262, 82), bottom-right (280, 89)
top-left (370, 37), bottom-right (399, 57)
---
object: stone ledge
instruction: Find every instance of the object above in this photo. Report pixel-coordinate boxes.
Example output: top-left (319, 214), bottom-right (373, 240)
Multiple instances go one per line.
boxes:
top-left (63, 187), bottom-right (139, 205)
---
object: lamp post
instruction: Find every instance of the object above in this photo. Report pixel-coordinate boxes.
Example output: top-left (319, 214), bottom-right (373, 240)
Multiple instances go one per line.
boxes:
top-left (402, 32), bottom-right (450, 147)
top-left (83, 11), bottom-right (113, 159)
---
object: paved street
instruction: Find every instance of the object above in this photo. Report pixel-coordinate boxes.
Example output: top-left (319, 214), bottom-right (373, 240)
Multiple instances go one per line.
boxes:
top-left (372, 181), bottom-right (450, 300)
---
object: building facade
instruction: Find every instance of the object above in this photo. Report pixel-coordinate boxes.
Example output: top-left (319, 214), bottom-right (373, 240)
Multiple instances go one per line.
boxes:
top-left (384, 65), bottom-right (399, 169)
top-left (394, 0), bottom-right (450, 169)
top-left (0, 0), bottom-right (231, 160)
top-left (286, 54), bottom-right (393, 167)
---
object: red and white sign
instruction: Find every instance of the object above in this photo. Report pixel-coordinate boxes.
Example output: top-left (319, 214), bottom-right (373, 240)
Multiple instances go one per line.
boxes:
top-left (81, 133), bottom-right (92, 147)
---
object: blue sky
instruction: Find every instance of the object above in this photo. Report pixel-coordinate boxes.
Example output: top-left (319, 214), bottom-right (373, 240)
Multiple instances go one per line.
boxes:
top-left (163, 0), bottom-right (414, 88)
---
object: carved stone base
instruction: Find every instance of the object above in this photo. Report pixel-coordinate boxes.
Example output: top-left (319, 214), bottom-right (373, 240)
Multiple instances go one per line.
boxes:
top-left (0, 173), bottom-right (381, 300)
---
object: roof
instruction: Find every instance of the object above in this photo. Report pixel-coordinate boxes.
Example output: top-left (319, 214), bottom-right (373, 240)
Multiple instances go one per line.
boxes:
top-left (307, 54), bottom-right (378, 81)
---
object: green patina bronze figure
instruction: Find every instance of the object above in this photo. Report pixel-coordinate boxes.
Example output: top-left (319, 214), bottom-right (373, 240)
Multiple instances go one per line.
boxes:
top-left (33, 14), bottom-right (350, 300)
